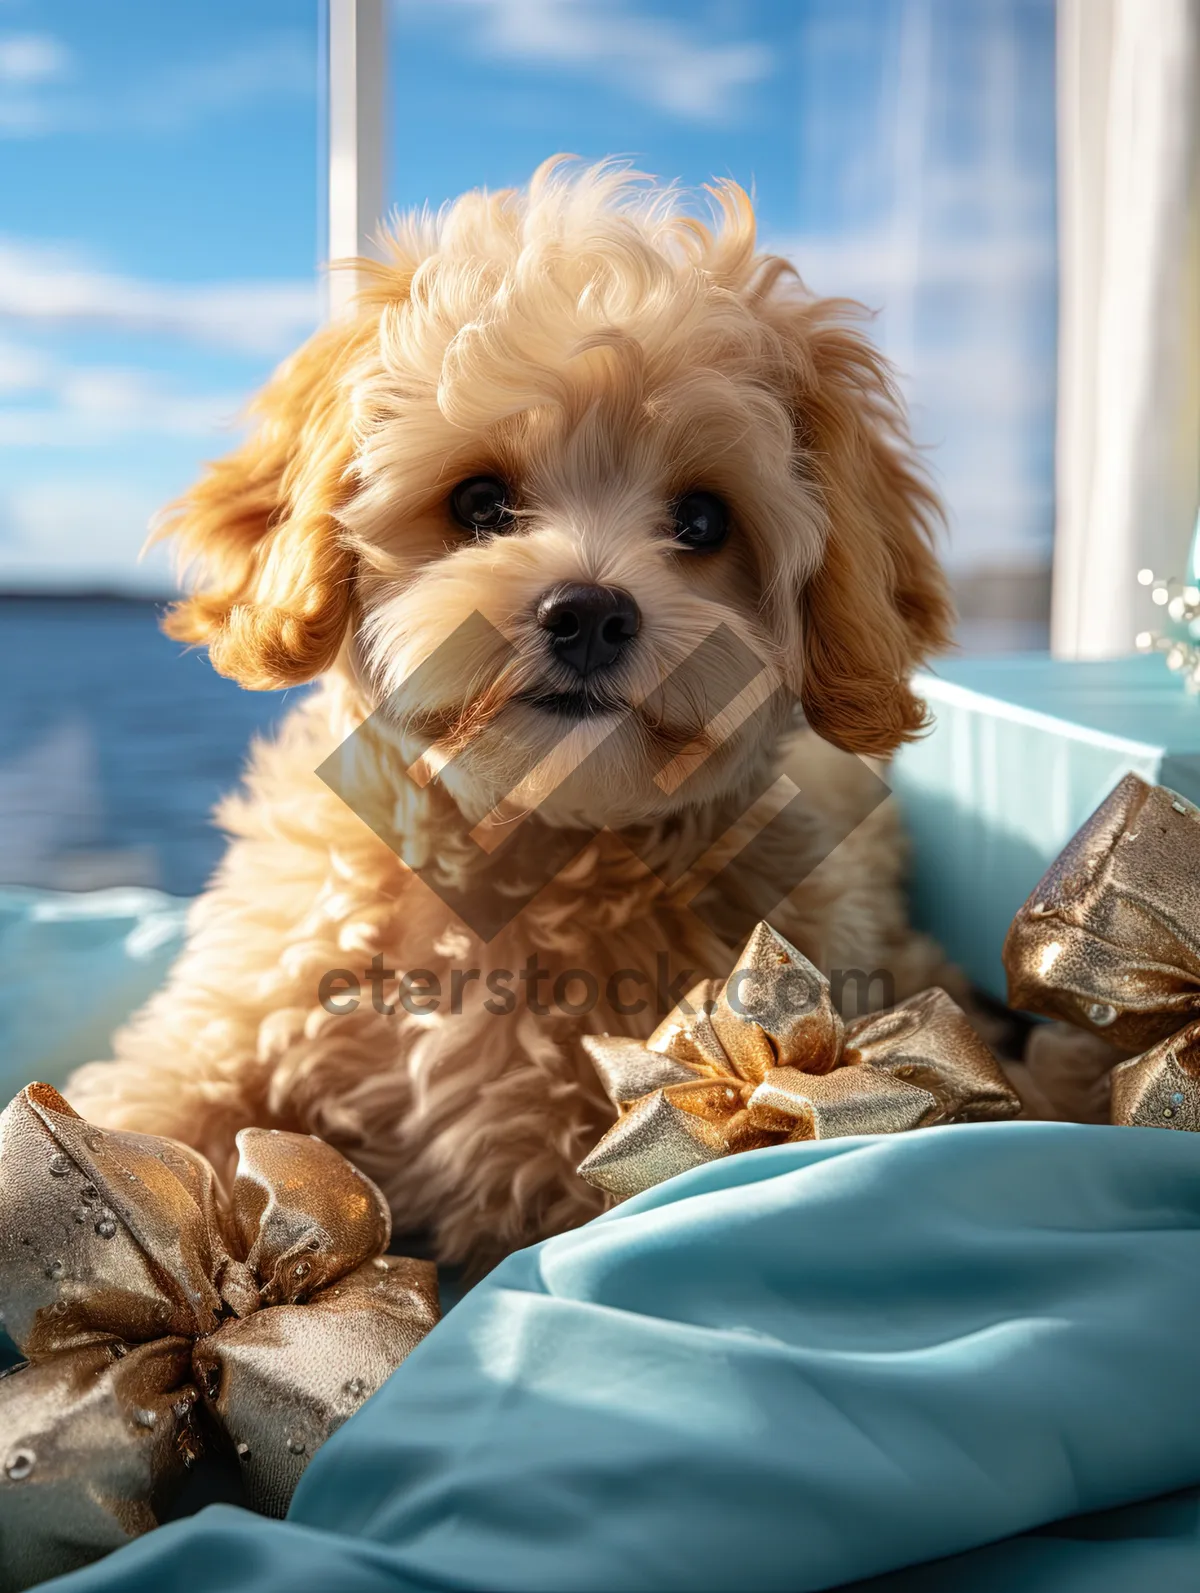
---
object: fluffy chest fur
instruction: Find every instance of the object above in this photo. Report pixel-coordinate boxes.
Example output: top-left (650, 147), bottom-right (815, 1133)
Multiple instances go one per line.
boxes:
top-left (66, 685), bottom-right (940, 1267)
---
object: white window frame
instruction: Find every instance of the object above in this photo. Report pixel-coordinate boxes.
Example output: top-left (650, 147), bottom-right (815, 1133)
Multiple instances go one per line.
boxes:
top-left (322, 0), bottom-right (388, 321)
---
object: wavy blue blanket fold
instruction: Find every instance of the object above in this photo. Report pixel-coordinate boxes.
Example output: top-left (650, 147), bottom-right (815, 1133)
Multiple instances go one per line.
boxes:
top-left (32, 1121), bottom-right (1200, 1593)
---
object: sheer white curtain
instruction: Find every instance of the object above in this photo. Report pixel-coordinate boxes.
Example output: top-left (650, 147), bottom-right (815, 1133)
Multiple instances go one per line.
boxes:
top-left (1053, 0), bottom-right (1200, 658)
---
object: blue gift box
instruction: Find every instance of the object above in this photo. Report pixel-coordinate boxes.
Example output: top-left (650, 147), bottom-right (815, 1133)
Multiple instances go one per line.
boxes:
top-left (890, 652), bottom-right (1200, 1001)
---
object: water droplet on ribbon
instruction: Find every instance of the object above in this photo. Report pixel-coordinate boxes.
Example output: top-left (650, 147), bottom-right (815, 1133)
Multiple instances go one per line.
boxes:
top-left (48, 1154), bottom-right (72, 1178)
top-left (44, 1260), bottom-right (64, 1280)
top-left (4, 1450), bottom-right (35, 1482)
top-left (95, 1217), bottom-right (117, 1239)
top-left (286, 1435), bottom-right (306, 1455)
top-left (1086, 1001), bottom-right (1117, 1027)
top-left (133, 1407), bottom-right (158, 1430)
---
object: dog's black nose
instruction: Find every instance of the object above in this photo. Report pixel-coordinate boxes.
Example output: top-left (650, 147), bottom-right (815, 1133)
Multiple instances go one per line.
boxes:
top-left (536, 583), bottom-right (640, 677)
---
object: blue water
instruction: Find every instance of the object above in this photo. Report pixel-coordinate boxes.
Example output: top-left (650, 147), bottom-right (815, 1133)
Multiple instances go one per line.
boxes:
top-left (0, 597), bottom-right (299, 897)
top-left (0, 595), bottom-right (1035, 901)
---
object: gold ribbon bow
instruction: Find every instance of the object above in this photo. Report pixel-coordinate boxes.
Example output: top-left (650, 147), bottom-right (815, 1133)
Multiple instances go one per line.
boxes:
top-left (1004, 774), bottom-right (1200, 1053)
top-left (0, 1083), bottom-right (438, 1593)
top-left (578, 923), bottom-right (1020, 1199)
top-left (1003, 772), bottom-right (1200, 1129)
top-left (1109, 1021), bottom-right (1200, 1130)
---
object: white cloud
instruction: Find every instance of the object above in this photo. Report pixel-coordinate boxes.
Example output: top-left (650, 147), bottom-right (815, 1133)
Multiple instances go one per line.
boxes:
top-left (0, 30), bottom-right (311, 139)
top-left (0, 478), bottom-right (174, 591)
top-left (0, 234), bottom-right (313, 454)
top-left (0, 239), bottom-right (317, 354)
top-left (0, 336), bottom-right (53, 393)
top-left (404, 0), bottom-right (773, 122)
top-left (0, 334), bottom-right (245, 447)
top-left (0, 32), bottom-right (71, 134)
top-left (0, 32), bottom-right (69, 85)
top-left (0, 362), bottom-right (244, 448)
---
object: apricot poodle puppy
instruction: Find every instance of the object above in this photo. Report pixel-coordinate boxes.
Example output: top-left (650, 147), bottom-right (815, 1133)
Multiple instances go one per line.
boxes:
top-left (67, 160), bottom-right (954, 1267)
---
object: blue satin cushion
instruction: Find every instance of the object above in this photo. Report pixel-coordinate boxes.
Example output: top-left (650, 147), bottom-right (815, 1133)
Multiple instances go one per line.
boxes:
top-left (37, 1121), bottom-right (1200, 1593)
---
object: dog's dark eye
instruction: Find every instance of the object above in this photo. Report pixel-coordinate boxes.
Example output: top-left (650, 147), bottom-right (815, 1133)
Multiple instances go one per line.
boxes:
top-left (449, 476), bottom-right (514, 534)
top-left (670, 491), bottom-right (729, 551)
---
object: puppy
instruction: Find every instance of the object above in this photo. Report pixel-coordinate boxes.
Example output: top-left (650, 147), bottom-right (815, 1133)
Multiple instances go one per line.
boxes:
top-left (67, 160), bottom-right (954, 1267)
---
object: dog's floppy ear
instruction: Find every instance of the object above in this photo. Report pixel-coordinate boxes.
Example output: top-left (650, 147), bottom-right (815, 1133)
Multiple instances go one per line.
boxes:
top-left (771, 298), bottom-right (955, 757)
top-left (159, 317), bottom-right (372, 690)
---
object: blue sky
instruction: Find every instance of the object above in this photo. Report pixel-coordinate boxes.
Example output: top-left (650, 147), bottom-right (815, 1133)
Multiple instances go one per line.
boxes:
top-left (0, 0), bottom-right (1055, 592)
top-left (0, 0), bottom-right (320, 590)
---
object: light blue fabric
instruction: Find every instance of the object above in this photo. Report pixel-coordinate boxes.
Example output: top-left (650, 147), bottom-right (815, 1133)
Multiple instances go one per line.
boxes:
top-left (37, 1122), bottom-right (1200, 1593)
top-left (852, 1488), bottom-right (1200, 1591)
top-left (0, 886), bottom-right (187, 1102)
top-left (891, 651), bottom-right (1200, 998)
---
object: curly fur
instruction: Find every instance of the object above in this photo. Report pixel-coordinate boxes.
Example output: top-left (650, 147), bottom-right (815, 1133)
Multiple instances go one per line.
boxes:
top-left (67, 160), bottom-right (955, 1267)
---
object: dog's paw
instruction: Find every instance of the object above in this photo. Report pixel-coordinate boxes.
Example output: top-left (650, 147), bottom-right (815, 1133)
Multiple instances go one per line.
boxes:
top-left (1002, 1021), bottom-right (1122, 1123)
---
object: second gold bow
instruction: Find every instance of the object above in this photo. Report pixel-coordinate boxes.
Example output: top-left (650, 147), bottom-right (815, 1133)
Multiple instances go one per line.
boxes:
top-left (579, 923), bottom-right (1020, 1199)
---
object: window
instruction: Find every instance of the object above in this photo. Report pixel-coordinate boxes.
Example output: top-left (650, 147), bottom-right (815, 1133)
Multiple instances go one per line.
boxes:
top-left (391, 0), bottom-right (1058, 646)
top-left (1, 0), bottom-right (1058, 893)
top-left (0, 0), bottom-right (318, 892)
